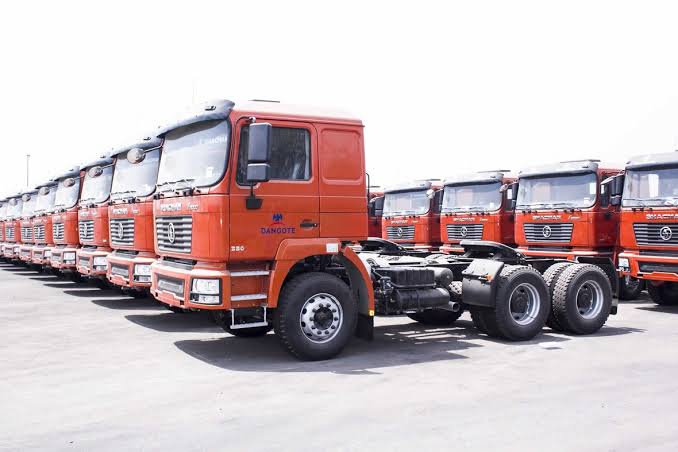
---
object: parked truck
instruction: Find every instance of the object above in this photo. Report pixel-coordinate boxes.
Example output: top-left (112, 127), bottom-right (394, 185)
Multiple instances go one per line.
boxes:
top-left (513, 159), bottom-right (642, 302)
top-left (617, 151), bottom-right (678, 305)
top-left (50, 167), bottom-right (83, 275)
top-left (0, 198), bottom-right (7, 258)
top-left (146, 100), bottom-right (617, 360)
top-left (381, 180), bottom-right (442, 250)
top-left (439, 171), bottom-right (517, 254)
top-left (31, 180), bottom-right (58, 267)
top-left (76, 156), bottom-right (116, 283)
top-left (19, 189), bottom-right (38, 264)
top-left (3, 194), bottom-right (23, 261)
top-left (106, 137), bottom-right (163, 295)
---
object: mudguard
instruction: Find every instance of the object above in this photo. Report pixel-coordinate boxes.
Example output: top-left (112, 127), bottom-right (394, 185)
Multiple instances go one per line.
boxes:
top-left (461, 259), bottom-right (505, 307)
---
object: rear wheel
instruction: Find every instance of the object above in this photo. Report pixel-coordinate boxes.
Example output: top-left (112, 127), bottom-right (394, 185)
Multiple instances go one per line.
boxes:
top-left (552, 264), bottom-right (612, 334)
top-left (274, 272), bottom-right (357, 361)
top-left (407, 282), bottom-right (463, 326)
top-left (618, 276), bottom-right (643, 300)
top-left (542, 262), bottom-right (574, 331)
top-left (647, 282), bottom-right (678, 306)
top-left (483, 265), bottom-right (549, 341)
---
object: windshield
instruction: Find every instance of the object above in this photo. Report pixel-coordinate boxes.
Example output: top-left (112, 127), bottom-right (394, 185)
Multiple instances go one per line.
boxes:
top-left (35, 187), bottom-right (57, 213)
top-left (517, 173), bottom-right (598, 209)
top-left (54, 178), bottom-right (81, 210)
top-left (157, 119), bottom-right (230, 191)
top-left (622, 166), bottom-right (678, 207)
top-left (21, 196), bottom-right (36, 217)
top-left (80, 166), bottom-right (114, 205)
top-left (111, 148), bottom-right (161, 200)
top-left (383, 190), bottom-right (431, 216)
top-left (7, 199), bottom-right (23, 218)
top-left (442, 182), bottom-right (502, 212)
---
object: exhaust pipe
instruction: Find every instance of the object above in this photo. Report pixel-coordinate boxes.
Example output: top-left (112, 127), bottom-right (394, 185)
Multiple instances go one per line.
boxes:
top-left (448, 301), bottom-right (461, 312)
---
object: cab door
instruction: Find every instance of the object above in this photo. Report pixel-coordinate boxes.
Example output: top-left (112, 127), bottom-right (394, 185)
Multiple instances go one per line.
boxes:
top-left (229, 118), bottom-right (319, 262)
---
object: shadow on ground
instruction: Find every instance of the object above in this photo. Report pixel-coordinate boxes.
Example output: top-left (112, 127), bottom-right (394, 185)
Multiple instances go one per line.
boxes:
top-left (91, 297), bottom-right (165, 311)
top-left (63, 289), bottom-right (121, 298)
top-left (125, 312), bottom-right (221, 333)
top-left (636, 305), bottom-right (678, 314)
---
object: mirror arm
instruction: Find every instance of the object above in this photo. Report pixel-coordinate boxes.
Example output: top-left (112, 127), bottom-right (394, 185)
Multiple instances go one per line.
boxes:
top-left (246, 183), bottom-right (263, 210)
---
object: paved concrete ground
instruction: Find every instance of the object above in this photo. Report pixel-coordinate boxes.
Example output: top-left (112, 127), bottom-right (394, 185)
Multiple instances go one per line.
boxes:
top-left (1, 261), bottom-right (677, 451)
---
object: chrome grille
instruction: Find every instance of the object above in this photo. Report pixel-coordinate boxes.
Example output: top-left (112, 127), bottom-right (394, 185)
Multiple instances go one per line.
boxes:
top-left (33, 224), bottom-right (45, 242)
top-left (53, 223), bottom-right (65, 240)
top-left (110, 218), bottom-right (135, 246)
top-left (21, 226), bottom-right (33, 241)
top-left (386, 225), bottom-right (415, 241)
top-left (79, 220), bottom-right (94, 242)
top-left (633, 223), bottom-right (678, 246)
top-left (156, 275), bottom-right (185, 299)
top-left (5, 226), bottom-right (15, 241)
top-left (523, 223), bottom-right (573, 242)
top-left (446, 223), bottom-right (484, 241)
top-left (156, 216), bottom-right (193, 253)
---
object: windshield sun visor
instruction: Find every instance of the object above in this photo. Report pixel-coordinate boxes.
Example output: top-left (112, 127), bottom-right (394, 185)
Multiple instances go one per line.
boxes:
top-left (156, 100), bottom-right (235, 138)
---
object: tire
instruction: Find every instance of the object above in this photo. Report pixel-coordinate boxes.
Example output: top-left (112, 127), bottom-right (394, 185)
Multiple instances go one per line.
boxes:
top-left (274, 272), bottom-right (357, 361)
top-left (542, 262), bottom-right (574, 331)
top-left (618, 276), bottom-right (643, 301)
top-left (552, 264), bottom-right (612, 334)
top-left (407, 282), bottom-right (463, 326)
top-left (647, 282), bottom-right (678, 306)
top-left (483, 265), bottom-right (550, 341)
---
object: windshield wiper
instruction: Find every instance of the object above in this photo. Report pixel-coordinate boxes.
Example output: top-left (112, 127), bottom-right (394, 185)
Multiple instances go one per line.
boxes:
top-left (111, 190), bottom-right (136, 198)
top-left (520, 203), bottom-right (553, 209)
top-left (550, 202), bottom-right (577, 208)
top-left (157, 178), bottom-right (196, 192)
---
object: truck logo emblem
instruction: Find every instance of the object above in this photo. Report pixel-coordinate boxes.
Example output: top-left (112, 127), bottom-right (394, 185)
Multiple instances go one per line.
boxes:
top-left (660, 226), bottom-right (673, 241)
top-left (272, 213), bottom-right (283, 224)
top-left (397, 227), bottom-right (404, 238)
top-left (168, 223), bottom-right (176, 244)
top-left (460, 226), bottom-right (468, 237)
top-left (116, 223), bottom-right (124, 241)
top-left (260, 213), bottom-right (296, 235)
top-left (542, 225), bottom-right (552, 238)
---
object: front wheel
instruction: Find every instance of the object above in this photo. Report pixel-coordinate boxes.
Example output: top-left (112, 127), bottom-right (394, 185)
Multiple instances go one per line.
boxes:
top-left (274, 272), bottom-right (357, 361)
top-left (648, 282), bottom-right (678, 306)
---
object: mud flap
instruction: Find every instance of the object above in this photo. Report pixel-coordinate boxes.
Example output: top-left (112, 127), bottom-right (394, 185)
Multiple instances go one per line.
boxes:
top-left (355, 313), bottom-right (374, 340)
top-left (461, 259), bottom-right (505, 307)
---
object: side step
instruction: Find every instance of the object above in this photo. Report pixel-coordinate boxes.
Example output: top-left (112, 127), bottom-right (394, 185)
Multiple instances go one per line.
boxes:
top-left (230, 306), bottom-right (269, 330)
top-left (231, 293), bottom-right (267, 301)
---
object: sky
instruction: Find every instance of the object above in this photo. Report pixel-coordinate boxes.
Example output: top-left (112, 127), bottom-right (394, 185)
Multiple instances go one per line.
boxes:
top-left (2, 0), bottom-right (678, 196)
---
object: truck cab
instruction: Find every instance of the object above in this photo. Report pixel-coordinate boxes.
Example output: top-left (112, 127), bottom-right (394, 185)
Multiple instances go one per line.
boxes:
top-left (4, 194), bottom-right (23, 260)
top-left (76, 156), bottom-right (115, 280)
top-left (50, 167), bottom-right (83, 273)
top-left (367, 188), bottom-right (384, 238)
top-left (0, 198), bottom-right (7, 257)
top-left (617, 151), bottom-right (678, 305)
top-left (381, 180), bottom-right (442, 250)
top-left (31, 180), bottom-right (58, 267)
top-left (439, 171), bottom-right (516, 254)
top-left (19, 189), bottom-right (39, 263)
top-left (106, 137), bottom-right (163, 293)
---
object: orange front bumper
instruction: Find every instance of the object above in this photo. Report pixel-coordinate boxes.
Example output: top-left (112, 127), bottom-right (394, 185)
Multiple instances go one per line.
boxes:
top-left (50, 245), bottom-right (79, 271)
top-left (107, 253), bottom-right (156, 289)
top-left (76, 248), bottom-right (111, 277)
top-left (618, 249), bottom-right (678, 283)
top-left (151, 260), bottom-right (233, 310)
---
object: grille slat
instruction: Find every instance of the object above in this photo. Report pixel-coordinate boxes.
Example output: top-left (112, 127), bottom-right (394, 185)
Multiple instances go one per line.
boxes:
top-left (21, 226), bottom-right (33, 241)
top-left (33, 224), bottom-right (45, 241)
top-left (5, 226), bottom-right (15, 241)
top-left (110, 218), bottom-right (135, 246)
top-left (386, 225), bottom-right (415, 240)
top-left (78, 220), bottom-right (94, 242)
top-left (633, 223), bottom-right (678, 246)
top-left (523, 223), bottom-right (573, 242)
top-left (155, 216), bottom-right (193, 253)
top-left (52, 223), bottom-right (65, 240)
top-left (446, 224), bottom-right (484, 241)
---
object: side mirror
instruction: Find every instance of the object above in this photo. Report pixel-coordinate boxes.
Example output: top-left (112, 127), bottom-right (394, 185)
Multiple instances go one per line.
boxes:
top-left (600, 182), bottom-right (610, 208)
top-left (126, 148), bottom-right (146, 164)
top-left (507, 182), bottom-right (519, 210)
top-left (246, 123), bottom-right (272, 184)
top-left (246, 163), bottom-right (271, 183)
top-left (87, 166), bottom-right (103, 178)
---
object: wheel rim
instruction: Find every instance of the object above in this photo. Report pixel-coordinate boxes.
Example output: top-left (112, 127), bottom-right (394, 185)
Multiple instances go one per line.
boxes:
top-left (624, 276), bottom-right (640, 292)
top-left (509, 283), bottom-right (541, 325)
top-left (576, 280), bottom-right (604, 319)
top-left (299, 293), bottom-right (343, 343)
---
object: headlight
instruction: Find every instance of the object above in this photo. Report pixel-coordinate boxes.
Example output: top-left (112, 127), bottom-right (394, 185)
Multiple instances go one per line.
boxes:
top-left (64, 252), bottom-right (76, 261)
top-left (93, 256), bottom-right (108, 267)
top-left (191, 278), bottom-right (220, 295)
top-left (192, 294), bottom-right (221, 305)
top-left (134, 264), bottom-right (152, 276)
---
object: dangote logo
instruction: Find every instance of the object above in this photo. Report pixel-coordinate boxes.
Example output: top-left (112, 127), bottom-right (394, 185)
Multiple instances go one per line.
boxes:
top-left (261, 213), bottom-right (296, 235)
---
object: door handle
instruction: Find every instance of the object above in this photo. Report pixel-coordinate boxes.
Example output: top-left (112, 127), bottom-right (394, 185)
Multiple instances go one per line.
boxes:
top-left (300, 221), bottom-right (319, 229)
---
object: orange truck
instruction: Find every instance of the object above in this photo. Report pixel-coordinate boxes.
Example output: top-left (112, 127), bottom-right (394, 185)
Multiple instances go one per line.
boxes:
top-left (367, 188), bottom-right (384, 237)
top-left (0, 197), bottom-right (7, 258)
top-left (106, 137), bottom-right (163, 295)
top-left (617, 151), bottom-right (678, 305)
top-left (147, 99), bottom-right (617, 360)
top-left (3, 193), bottom-right (23, 261)
top-left (381, 180), bottom-right (442, 250)
top-left (31, 180), bottom-right (58, 267)
top-left (513, 159), bottom-right (642, 301)
top-left (19, 189), bottom-right (39, 264)
top-left (50, 167), bottom-right (84, 276)
top-left (439, 171), bottom-right (517, 254)
top-left (76, 156), bottom-right (115, 283)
